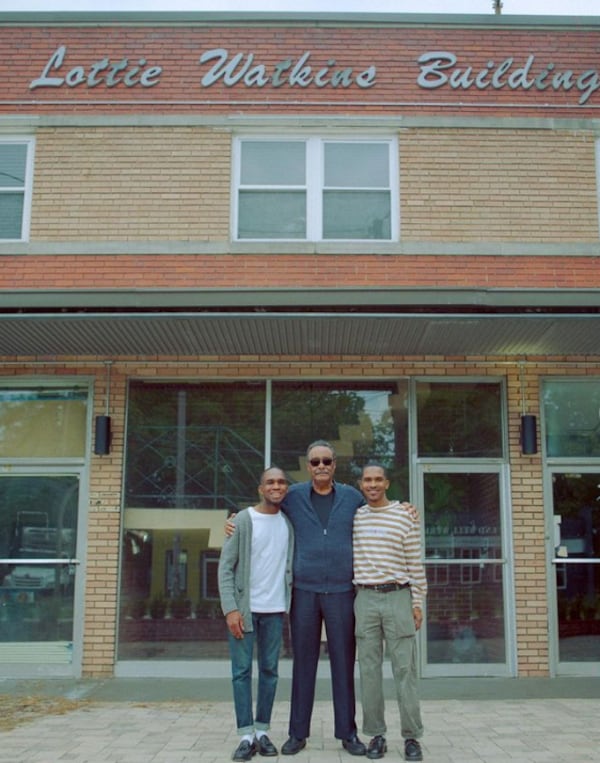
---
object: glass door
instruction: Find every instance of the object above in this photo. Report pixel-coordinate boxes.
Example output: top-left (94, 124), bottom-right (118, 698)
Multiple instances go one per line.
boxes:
top-left (0, 473), bottom-right (81, 674)
top-left (417, 465), bottom-right (515, 676)
top-left (550, 470), bottom-right (600, 673)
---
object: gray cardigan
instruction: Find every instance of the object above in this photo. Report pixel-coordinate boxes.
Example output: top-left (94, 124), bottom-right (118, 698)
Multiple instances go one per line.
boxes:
top-left (218, 507), bottom-right (294, 633)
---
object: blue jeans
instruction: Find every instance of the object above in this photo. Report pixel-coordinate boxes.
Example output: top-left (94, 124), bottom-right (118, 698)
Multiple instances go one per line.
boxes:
top-left (228, 612), bottom-right (284, 735)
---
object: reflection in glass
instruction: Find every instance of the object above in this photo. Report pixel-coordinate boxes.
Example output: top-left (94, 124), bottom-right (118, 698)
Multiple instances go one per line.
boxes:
top-left (0, 476), bottom-right (78, 649)
top-left (238, 190), bottom-right (306, 239)
top-left (556, 565), bottom-right (600, 662)
top-left (271, 380), bottom-right (410, 500)
top-left (0, 387), bottom-right (88, 458)
top-left (323, 190), bottom-right (391, 239)
top-left (423, 471), bottom-right (505, 665)
top-left (424, 472), bottom-right (502, 560)
top-left (552, 472), bottom-right (600, 663)
top-left (120, 382), bottom-right (266, 660)
top-left (125, 382), bottom-right (265, 511)
top-left (417, 382), bottom-right (502, 457)
top-left (426, 565), bottom-right (505, 664)
top-left (544, 381), bottom-right (600, 458)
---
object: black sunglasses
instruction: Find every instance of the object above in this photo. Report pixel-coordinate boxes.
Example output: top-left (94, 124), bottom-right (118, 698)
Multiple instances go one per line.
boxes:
top-left (309, 457), bottom-right (334, 467)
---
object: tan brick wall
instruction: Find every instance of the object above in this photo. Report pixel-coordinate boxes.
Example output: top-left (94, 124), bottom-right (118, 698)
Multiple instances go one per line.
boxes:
top-left (83, 369), bottom-right (127, 677)
top-left (30, 127), bottom-right (231, 241)
top-left (5, 356), bottom-right (599, 677)
top-left (400, 129), bottom-right (599, 243)
top-left (27, 126), bottom-right (599, 247)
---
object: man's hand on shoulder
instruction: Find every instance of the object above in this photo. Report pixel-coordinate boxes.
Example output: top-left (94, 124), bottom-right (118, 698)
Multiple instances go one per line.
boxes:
top-left (401, 502), bottom-right (420, 522)
top-left (224, 513), bottom-right (237, 538)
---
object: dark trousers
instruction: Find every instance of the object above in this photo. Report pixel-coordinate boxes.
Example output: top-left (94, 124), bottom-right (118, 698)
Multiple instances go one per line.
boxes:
top-left (288, 587), bottom-right (357, 740)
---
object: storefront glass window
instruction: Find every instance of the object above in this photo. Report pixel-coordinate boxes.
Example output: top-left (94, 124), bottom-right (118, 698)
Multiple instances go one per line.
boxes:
top-left (0, 475), bottom-right (79, 662)
top-left (118, 379), bottom-right (410, 660)
top-left (543, 380), bottom-right (600, 458)
top-left (552, 472), bottom-right (600, 664)
top-left (423, 471), bottom-right (506, 665)
top-left (417, 381), bottom-right (503, 458)
top-left (271, 380), bottom-right (410, 499)
top-left (0, 388), bottom-right (88, 458)
top-left (119, 381), bottom-right (266, 660)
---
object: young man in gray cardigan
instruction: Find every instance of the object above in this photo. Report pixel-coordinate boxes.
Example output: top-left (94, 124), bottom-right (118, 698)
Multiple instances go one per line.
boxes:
top-left (218, 466), bottom-right (294, 762)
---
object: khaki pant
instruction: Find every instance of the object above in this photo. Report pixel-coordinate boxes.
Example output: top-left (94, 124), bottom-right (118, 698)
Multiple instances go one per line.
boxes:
top-left (354, 587), bottom-right (424, 740)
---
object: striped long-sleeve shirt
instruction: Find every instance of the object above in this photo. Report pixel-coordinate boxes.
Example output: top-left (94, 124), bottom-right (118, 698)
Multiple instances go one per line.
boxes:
top-left (352, 500), bottom-right (428, 610)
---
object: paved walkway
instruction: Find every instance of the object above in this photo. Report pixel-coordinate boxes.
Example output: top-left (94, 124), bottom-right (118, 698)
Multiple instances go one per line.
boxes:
top-left (1, 679), bottom-right (600, 762)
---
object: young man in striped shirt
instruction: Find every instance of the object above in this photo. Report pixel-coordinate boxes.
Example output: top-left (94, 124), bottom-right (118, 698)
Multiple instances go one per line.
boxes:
top-left (353, 463), bottom-right (427, 762)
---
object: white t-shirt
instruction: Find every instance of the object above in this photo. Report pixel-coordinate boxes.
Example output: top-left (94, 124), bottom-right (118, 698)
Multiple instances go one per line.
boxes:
top-left (248, 507), bottom-right (289, 613)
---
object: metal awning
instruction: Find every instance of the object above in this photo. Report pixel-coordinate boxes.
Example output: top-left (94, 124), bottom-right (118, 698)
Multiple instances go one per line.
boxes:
top-left (1, 311), bottom-right (600, 357)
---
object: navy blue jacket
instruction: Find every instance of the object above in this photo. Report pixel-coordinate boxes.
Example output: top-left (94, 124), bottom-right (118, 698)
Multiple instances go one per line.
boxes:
top-left (282, 480), bottom-right (363, 593)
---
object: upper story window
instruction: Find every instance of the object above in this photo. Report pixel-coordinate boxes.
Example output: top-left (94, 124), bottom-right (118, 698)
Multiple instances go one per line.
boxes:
top-left (0, 138), bottom-right (34, 241)
top-left (234, 137), bottom-right (397, 241)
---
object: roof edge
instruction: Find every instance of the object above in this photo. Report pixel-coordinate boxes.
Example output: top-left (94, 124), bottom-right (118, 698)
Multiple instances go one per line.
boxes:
top-left (0, 11), bottom-right (599, 29)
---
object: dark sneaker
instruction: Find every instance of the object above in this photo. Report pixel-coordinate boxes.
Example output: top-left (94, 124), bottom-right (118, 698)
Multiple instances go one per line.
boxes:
top-left (232, 739), bottom-right (257, 762)
top-left (342, 733), bottom-right (367, 756)
top-left (256, 735), bottom-right (278, 757)
top-left (281, 736), bottom-right (306, 755)
top-left (404, 738), bottom-right (423, 762)
top-left (367, 735), bottom-right (387, 759)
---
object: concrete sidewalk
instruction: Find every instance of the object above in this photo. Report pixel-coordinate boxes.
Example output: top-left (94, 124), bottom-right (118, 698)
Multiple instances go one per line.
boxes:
top-left (1, 678), bottom-right (599, 763)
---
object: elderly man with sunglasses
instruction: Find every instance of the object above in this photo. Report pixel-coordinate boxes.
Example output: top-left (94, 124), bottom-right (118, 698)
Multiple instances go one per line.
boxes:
top-left (280, 439), bottom-right (367, 757)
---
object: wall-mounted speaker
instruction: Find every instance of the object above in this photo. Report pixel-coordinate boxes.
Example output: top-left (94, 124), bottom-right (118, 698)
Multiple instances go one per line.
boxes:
top-left (94, 415), bottom-right (112, 455)
top-left (520, 414), bottom-right (537, 455)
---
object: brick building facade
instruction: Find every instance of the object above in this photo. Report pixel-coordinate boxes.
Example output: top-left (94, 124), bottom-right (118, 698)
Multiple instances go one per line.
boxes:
top-left (0, 11), bottom-right (599, 680)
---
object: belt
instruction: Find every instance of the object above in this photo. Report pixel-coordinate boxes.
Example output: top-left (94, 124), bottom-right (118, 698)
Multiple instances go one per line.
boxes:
top-left (355, 582), bottom-right (409, 593)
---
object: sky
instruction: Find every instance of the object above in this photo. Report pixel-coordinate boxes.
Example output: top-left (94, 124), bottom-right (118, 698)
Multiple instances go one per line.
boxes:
top-left (3, 0), bottom-right (600, 16)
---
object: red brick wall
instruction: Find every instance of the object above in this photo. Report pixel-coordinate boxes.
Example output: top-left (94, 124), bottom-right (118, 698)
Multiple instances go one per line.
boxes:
top-left (1, 21), bottom-right (600, 117)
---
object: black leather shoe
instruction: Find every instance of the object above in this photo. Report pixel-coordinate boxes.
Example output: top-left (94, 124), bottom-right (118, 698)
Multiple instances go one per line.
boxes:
top-left (342, 733), bottom-right (367, 756)
top-left (256, 735), bottom-right (278, 757)
top-left (404, 738), bottom-right (423, 762)
top-left (232, 739), bottom-right (257, 762)
top-left (281, 736), bottom-right (306, 755)
top-left (367, 735), bottom-right (387, 759)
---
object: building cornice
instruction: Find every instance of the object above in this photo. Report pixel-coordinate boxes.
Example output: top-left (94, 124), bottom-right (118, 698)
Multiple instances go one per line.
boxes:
top-left (0, 12), bottom-right (600, 30)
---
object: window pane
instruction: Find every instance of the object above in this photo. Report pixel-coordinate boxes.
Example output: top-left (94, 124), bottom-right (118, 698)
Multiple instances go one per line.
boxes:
top-left (424, 471), bottom-right (505, 664)
top-left (240, 141), bottom-right (305, 185)
top-left (325, 142), bottom-right (389, 187)
top-left (553, 472), bottom-right (600, 663)
top-left (0, 388), bottom-right (88, 458)
top-left (0, 475), bottom-right (79, 647)
top-left (543, 380), bottom-right (600, 457)
top-left (0, 193), bottom-right (24, 239)
top-left (417, 382), bottom-right (503, 457)
top-left (238, 190), bottom-right (306, 239)
top-left (0, 144), bottom-right (27, 188)
top-left (323, 190), bottom-right (390, 239)
top-left (120, 381), bottom-right (266, 661)
top-left (125, 382), bottom-right (265, 510)
top-left (424, 472), bottom-right (502, 560)
top-left (426, 567), bottom-right (506, 664)
top-left (271, 380), bottom-right (410, 499)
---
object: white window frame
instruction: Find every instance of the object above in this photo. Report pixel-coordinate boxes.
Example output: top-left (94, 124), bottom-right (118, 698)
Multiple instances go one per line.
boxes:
top-left (232, 135), bottom-right (398, 242)
top-left (0, 136), bottom-right (35, 242)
